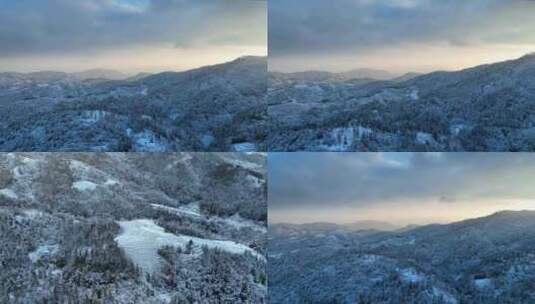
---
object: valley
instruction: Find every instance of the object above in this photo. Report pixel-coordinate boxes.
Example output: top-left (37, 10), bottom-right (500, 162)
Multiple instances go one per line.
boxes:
top-left (268, 54), bottom-right (535, 152)
top-left (269, 211), bottom-right (535, 304)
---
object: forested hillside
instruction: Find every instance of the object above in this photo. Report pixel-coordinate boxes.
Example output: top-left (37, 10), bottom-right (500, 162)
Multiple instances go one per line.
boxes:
top-left (0, 152), bottom-right (267, 303)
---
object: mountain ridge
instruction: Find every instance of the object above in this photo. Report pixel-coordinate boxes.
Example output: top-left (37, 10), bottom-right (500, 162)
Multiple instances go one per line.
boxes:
top-left (269, 52), bottom-right (535, 151)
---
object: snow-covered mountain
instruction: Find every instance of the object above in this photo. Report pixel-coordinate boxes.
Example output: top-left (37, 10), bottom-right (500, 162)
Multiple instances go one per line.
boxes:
top-left (0, 152), bottom-right (267, 303)
top-left (0, 56), bottom-right (267, 152)
top-left (269, 53), bottom-right (535, 151)
top-left (270, 220), bottom-right (399, 237)
top-left (71, 69), bottom-right (129, 81)
top-left (269, 211), bottom-right (535, 303)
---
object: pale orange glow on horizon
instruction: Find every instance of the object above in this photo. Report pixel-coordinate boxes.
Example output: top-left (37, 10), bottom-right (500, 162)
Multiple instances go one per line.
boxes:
top-left (269, 199), bottom-right (535, 226)
top-left (269, 43), bottom-right (535, 75)
top-left (0, 44), bottom-right (267, 74)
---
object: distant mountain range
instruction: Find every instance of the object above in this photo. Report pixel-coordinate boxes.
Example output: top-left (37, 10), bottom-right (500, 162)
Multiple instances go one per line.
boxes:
top-left (270, 220), bottom-right (402, 236)
top-left (269, 210), bottom-right (535, 303)
top-left (0, 68), bottom-right (130, 82)
top-left (269, 68), bottom-right (402, 83)
top-left (71, 69), bottom-right (129, 81)
top-left (269, 53), bottom-right (535, 151)
top-left (0, 56), bottom-right (267, 152)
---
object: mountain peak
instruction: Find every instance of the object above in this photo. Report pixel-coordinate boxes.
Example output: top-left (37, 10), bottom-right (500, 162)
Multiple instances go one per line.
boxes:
top-left (230, 55), bottom-right (267, 65)
top-left (488, 209), bottom-right (535, 218)
top-left (73, 68), bottom-right (128, 80)
top-left (519, 52), bottom-right (535, 59)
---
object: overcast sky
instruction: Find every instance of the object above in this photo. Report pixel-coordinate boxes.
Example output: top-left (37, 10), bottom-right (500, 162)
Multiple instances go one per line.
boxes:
top-left (269, 0), bottom-right (535, 73)
top-left (0, 0), bottom-right (266, 73)
top-left (269, 153), bottom-right (535, 225)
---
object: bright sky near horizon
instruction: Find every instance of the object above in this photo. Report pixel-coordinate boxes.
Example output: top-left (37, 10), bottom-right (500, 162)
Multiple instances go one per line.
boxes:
top-left (269, 0), bottom-right (535, 74)
top-left (268, 153), bottom-right (535, 225)
top-left (0, 0), bottom-right (266, 74)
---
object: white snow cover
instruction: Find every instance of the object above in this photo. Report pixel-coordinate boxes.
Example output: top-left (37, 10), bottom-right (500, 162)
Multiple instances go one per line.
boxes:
top-left (79, 110), bottom-right (109, 124)
top-left (214, 214), bottom-right (267, 233)
top-left (0, 188), bottom-right (18, 199)
top-left (432, 287), bottom-right (458, 304)
top-left (115, 219), bottom-right (263, 273)
top-left (150, 203), bottom-right (201, 219)
top-left (360, 254), bottom-right (380, 264)
top-left (294, 84), bottom-right (324, 93)
top-left (399, 268), bottom-right (424, 283)
top-left (409, 89), bottom-right (419, 100)
top-left (474, 278), bottom-right (492, 289)
top-left (232, 142), bottom-right (257, 152)
top-left (246, 174), bottom-right (263, 188)
top-left (151, 203), bottom-right (266, 233)
top-left (69, 159), bottom-right (92, 172)
top-left (416, 132), bottom-right (434, 145)
top-left (72, 180), bottom-right (98, 191)
top-left (131, 130), bottom-right (169, 152)
top-left (221, 156), bottom-right (263, 172)
top-left (450, 124), bottom-right (471, 136)
top-left (29, 245), bottom-right (59, 263)
top-left (23, 209), bottom-right (43, 219)
top-left (318, 127), bottom-right (354, 152)
top-left (104, 179), bottom-right (119, 186)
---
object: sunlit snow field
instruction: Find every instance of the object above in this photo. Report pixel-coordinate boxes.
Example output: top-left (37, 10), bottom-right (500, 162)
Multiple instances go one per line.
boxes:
top-left (115, 219), bottom-right (264, 273)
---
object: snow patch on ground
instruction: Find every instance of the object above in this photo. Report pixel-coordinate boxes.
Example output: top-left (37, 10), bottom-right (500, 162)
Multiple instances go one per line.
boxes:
top-left (10, 155), bottom-right (41, 179)
top-left (23, 209), bottom-right (43, 219)
top-left (269, 253), bottom-right (283, 259)
top-left (156, 293), bottom-right (171, 304)
top-left (399, 268), bottom-right (424, 283)
top-left (201, 134), bottom-right (214, 148)
top-left (29, 245), bottom-right (59, 263)
top-left (432, 287), bottom-right (457, 304)
top-left (360, 254), bottom-right (380, 264)
top-left (450, 123), bottom-right (472, 136)
top-left (20, 156), bottom-right (40, 165)
top-left (115, 219), bottom-right (263, 273)
top-left (151, 203), bottom-right (201, 219)
top-left (0, 188), bottom-right (18, 199)
top-left (72, 180), bottom-right (97, 192)
top-left (222, 157), bottom-right (263, 172)
top-left (474, 278), bottom-right (492, 289)
top-left (79, 110), bottom-right (109, 124)
top-left (130, 130), bottom-right (169, 152)
top-left (294, 84), bottom-right (324, 93)
top-left (416, 132), bottom-right (435, 145)
top-left (246, 174), bottom-right (263, 188)
top-left (214, 214), bottom-right (267, 233)
top-left (409, 89), bottom-right (419, 100)
top-left (319, 125), bottom-right (372, 152)
top-left (69, 160), bottom-right (94, 174)
top-left (104, 179), bottom-right (119, 186)
top-left (232, 142), bottom-right (257, 152)
top-left (325, 127), bottom-right (354, 151)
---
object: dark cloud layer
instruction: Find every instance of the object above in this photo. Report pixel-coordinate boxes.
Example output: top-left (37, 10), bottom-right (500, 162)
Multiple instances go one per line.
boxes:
top-left (0, 0), bottom-right (266, 57)
top-left (269, 153), bottom-right (535, 210)
top-left (269, 0), bottom-right (535, 71)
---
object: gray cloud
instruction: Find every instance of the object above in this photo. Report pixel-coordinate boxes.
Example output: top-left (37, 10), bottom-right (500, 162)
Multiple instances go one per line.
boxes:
top-left (269, 0), bottom-right (535, 71)
top-left (0, 0), bottom-right (266, 57)
top-left (268, 153), bottom-right (535, 210)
